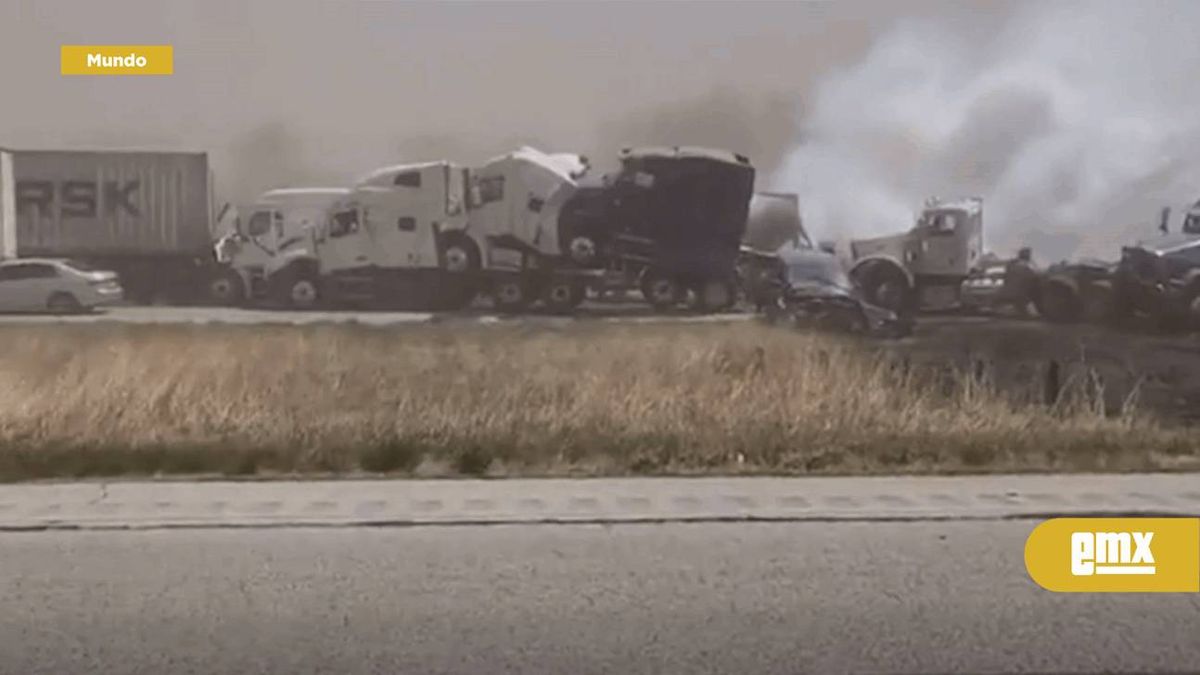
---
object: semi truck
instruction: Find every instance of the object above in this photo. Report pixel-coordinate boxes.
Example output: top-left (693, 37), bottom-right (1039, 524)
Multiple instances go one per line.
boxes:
top-left (216, 162), bottom-right (478, 310)
top-left (0, 148), bottom-right (228, 304)
top-left (847, 197), bottom-right (983, 314)
top-left (557, 146), bottom-right (754, 312)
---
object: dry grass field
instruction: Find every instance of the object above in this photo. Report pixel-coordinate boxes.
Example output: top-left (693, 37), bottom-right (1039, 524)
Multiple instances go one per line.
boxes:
top-left (0, 321), bottom-right (1196, 481)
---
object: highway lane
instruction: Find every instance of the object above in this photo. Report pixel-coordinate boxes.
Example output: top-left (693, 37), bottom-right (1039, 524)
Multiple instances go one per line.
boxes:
top-left (2, 520), bottom-right (1198, 674)
top-left (0, 304), bottom-right (756, 327)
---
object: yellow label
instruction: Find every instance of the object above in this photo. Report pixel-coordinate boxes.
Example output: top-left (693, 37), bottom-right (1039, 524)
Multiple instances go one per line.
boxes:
top-left (1025, 518), bottom-right (1199, 592)
top-left (61, 45), bottom-right (173, 75)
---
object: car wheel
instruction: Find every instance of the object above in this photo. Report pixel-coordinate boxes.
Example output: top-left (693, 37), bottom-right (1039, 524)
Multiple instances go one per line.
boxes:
top-left (47, 292), bottom-right (83, 314)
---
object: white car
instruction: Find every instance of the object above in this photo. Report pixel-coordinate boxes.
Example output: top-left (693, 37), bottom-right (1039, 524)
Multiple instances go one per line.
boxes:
top-left (0, 258), bottom-right (124, 313)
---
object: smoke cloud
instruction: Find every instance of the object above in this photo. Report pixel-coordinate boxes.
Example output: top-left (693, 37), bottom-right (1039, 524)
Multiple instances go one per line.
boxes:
top-left (775, 0), bottom-right (1200, 262)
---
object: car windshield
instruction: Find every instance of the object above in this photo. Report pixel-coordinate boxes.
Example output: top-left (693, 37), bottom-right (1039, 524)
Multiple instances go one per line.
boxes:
top-left (61, 259), bottom-right (102, 272)
top-left (785, 253), bottom-right (852, 289)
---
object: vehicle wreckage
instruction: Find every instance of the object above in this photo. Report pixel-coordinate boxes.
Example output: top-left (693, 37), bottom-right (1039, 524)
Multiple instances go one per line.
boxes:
top-left (737, 199), bottom-right (912, 338)
top-left (962, 204), bottom-right (1200, 330)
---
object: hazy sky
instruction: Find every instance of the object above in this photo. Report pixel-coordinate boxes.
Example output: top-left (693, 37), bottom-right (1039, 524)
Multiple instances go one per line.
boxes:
top-left (18, 0), bottom-right (1185, 261)
top-left (0, 0), bottom-right (1013, 204)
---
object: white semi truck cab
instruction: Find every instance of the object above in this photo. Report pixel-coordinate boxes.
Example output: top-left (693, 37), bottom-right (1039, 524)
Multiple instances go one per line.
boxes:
top-left (237, 162), bottom-right (480, 310)
top-left (212, 187), bottom-right (350, 305)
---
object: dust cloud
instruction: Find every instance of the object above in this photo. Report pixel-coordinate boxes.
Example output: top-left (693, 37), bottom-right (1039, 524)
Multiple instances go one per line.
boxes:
top-left (0, 0), bottom-right (952, 205)
top-left (776, 0), bottom-right (1200, 262)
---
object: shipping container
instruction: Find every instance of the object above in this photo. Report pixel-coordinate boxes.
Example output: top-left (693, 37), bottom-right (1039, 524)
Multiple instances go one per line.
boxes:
top-left (0, 148), bottom-right (223, 304)
top-left (0, 149), bottom-right (212, 256)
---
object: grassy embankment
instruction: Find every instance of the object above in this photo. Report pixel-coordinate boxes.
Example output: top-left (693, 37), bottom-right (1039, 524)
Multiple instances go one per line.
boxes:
top-left (0, 321), bottom-right (1195, 481)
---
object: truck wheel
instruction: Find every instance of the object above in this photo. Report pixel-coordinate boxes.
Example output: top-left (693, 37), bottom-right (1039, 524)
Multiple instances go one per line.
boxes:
top-left (1037, 281), bottom-right (1080, 322)
top-left (861, 266), bottom-right (911, 314)
top-left (275, 272), bottom-right (321, 310)
top-left (440, 232), bottom-right (481, 273)
top-left (692, 278), bottom-right (738, 313)
top-left (541, 277), bottom-right (585, 314)
top-left (492, 277), bottom-right (532, 314)
top-left (1186, 286), bottom-right (1200, 330)
top-left (206, 269), bottom-right (245, 306)
top-left (1080, 281), bottom-right (1113, 324)
top-left (640, 270), bottom-right (684, 311)
top-left (47, 292), bottom-right (83, 314)
top-left (566, 235), bottom-right (598, 266)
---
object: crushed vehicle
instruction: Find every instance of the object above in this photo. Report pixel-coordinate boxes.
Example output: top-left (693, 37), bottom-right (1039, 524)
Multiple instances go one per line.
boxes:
top-left (1034, 258), bottom-right (1117, 323)
top-left (1111, 231), bottom-right (1200, 329)
top-left (739, 222), bottom-right (912, 338)
top-left (848, 197), bottom-right (983, 315)
top-left (213, 187), bottom-right (352, 307)
top-left (960, 250), bottom-right (1117, 323)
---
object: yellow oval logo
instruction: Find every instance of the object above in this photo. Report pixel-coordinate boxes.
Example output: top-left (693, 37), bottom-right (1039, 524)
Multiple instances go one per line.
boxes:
top-left (1025, 518), bottom-right (1199, 593)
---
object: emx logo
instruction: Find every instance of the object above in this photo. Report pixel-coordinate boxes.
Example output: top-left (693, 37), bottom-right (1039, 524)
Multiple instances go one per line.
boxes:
top-left (1072, 530), bottom-right (1155, 576)
top-left (1026, 518), bottom-right (1199, 592)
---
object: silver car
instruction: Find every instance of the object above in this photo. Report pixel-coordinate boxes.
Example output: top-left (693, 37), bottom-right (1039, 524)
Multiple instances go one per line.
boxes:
top-left (0, 258), bottom-right (123, 313)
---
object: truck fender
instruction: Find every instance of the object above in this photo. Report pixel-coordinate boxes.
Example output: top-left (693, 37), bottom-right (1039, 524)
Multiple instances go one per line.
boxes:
top-left (849, 256), bottom-right (914, 290)
top-left (273, 256), bottom-right (319, 280)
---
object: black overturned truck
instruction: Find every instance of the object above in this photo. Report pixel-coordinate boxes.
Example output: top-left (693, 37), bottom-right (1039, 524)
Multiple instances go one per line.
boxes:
top-left (557, 146), bottom-right (755, 312)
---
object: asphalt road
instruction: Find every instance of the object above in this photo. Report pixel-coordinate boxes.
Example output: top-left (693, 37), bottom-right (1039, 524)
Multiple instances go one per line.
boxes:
top-left (2, 521), bottom-right (1199, 675)
top-left (1, 475), bottom-right (1199, 675)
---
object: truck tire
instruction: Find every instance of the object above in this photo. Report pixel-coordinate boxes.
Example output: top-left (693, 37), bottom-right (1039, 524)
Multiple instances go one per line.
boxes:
top-left (565, 235), bottom-right (599, 266)
top-left (541, 277), bottom-right (586, 314)
top-left (440, 232), bottom-right (481, 273)
top-left (275, 271), bottom-right (321, 310)
top-left (1037, 280), bottom-right (1080, 323)
top-left (47, 292), bottom-right (83, 314)
top-left (692, 278), bottom-right (738, 313)
top-left (1186, 285), bottom-right (1200, 330)
top-left (206, 268), bottom-right (245, 306)
top-left (640, 269), bottom-right (684, 311)
top-left (491, 276), bottom-right (533, 314)
top-left (859, 264), bottom-right (911, 314)
top-left (1080, 280), bottom-right (1113, 324)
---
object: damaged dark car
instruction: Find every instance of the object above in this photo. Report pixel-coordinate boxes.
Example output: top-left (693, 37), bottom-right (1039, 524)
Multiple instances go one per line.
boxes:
top-left (1112, 233), bottom-right (1200, 329)
top-left (740, 245), bottom-right (913, 338)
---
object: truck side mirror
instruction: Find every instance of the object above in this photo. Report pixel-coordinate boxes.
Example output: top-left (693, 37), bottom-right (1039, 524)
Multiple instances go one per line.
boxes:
top-left (1160, 207), bottom-right (1171, 234)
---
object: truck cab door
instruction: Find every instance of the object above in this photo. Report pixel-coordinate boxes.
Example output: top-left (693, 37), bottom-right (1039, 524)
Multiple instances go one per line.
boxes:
top-left (362, 179), bottom-right (442, 271)
top-left (319, 205), bottom-right (372, 273)
top-left (913, 210), bottom-right (973, 276)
